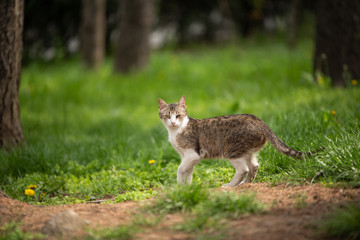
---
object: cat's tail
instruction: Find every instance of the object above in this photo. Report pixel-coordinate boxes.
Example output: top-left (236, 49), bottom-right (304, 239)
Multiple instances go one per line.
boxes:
top-left (263, 126), bottom-right (323, 159)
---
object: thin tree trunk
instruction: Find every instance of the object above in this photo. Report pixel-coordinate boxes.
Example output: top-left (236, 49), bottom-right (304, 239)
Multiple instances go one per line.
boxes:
top-left (287, 0), bottom-right (301, 49)
top-left (0, 0), bottom-right (25, 149)
top-left (80, 0), bottom-right (106, 69)
top-left (114, 0), bottom-right (154, 73)
top-left (313, 0), bottom-right (360, 87)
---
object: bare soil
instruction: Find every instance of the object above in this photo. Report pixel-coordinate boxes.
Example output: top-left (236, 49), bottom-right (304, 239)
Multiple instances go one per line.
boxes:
top-left (1, 183), bottom-right (360, 239)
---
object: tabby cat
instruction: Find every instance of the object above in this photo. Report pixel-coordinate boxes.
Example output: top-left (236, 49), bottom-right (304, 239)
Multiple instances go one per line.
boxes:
top-left (158, 96), bottom-right (316, 187)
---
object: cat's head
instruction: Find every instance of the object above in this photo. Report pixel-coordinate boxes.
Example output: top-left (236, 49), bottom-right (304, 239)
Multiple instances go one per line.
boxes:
top-left (158, 96), bottom-right (187, 129)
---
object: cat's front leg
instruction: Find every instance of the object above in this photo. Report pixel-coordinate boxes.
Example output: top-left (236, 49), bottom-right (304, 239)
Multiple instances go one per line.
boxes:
top-left (177, 164), bottom-right (194, 185)
top-left (177, 149), bottom-right (201, 185)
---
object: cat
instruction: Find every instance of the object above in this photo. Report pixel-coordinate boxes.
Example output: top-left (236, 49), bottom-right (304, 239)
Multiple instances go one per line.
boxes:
top-left (158, 96), bottom-right (317, 187)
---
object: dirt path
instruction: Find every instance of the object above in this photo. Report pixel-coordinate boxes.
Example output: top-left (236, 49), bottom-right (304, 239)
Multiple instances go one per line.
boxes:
top-left (1, 183), bottom-right (360, 239)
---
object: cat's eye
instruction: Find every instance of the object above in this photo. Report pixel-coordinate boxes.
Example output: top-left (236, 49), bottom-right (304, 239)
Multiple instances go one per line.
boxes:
top-left (176, 115), bottom-right (181, 118)
top-left (165, 115), bottom-right (170, 119)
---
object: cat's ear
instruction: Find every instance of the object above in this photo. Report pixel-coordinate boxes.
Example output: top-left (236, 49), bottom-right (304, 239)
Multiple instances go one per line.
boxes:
top-left (158, 98), bottom-right (168, 110)
top-left (179, 96), bottom-right (186, 109)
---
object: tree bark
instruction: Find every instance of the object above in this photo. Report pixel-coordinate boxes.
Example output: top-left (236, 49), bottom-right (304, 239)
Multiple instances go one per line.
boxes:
top-left (0, 0), bottom-right (25, 149)
top-left (114, 0), bottom-right (154, 73)
top-left (313, 0), bottom-right (360, 87)
top-left (80, 0), bottom-right (106, 69)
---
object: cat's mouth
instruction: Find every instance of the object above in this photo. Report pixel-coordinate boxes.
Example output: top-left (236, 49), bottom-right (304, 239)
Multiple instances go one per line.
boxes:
top-left (167, 124), bottom-right (179, 129)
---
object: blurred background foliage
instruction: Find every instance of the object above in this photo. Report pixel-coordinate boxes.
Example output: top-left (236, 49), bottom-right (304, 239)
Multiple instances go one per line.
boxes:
top-left (22, 0), bottom-right (315, 64)
top-left (22, 0), bottom-right (359, 86)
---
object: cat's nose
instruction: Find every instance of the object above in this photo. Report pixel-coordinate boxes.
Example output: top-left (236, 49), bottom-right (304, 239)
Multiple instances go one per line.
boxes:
top-left (171, 122), bottom-right (176, 125)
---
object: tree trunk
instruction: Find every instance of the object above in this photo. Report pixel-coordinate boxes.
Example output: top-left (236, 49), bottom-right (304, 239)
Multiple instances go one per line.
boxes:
top-left (313, 0), bottom-right (360, 87)
top-left (114, 0), bottom-right (154, 73)
top-left (0, 0), bottom-right (25, 149)
top-left (80, 0), bottom-right (106, 69)
top-left (287, 0), bottom-right (301, 49)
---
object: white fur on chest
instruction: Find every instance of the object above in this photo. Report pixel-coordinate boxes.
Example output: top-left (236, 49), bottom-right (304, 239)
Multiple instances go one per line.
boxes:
top-left (166, 116), bottom-right (189, 157)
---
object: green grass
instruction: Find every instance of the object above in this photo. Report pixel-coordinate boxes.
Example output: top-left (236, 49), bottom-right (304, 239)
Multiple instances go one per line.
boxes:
top-left (0, 222), bottom-right (45, 240)
top-left (149, 185), bottom-right (210, 214)
top-left (0, 38), bottom-right (359, 204)
top-left (149, 184), bottom-right (263, 232)
top-left (86, 225), bottom-right (137, 240)
top-left (179, 190), bottom-right (262, 233)
top-left (318, 202), bottom-right (360, 239)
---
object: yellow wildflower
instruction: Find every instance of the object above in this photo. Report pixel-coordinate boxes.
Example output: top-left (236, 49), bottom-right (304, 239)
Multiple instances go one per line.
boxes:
top-left (27, 185), bottom-right (37, 189)
top-left (25, 189), bottom-right (35, 197)
top-left (351, 79), bottom-right (358, 86)
top-left (148, 160), bottom-right (156, 164)
top-left (332, 110), bottom-right (336, 116)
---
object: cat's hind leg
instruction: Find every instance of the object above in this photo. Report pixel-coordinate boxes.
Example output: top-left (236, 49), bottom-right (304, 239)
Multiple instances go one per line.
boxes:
top-left (222, 156), bottom-right (249, 187)
top-left (245, 153), bottom-right (259, 183)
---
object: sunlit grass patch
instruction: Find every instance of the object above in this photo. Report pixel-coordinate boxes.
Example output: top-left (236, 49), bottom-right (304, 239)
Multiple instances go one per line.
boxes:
top-left (114, 189), bottom-right (158, 202)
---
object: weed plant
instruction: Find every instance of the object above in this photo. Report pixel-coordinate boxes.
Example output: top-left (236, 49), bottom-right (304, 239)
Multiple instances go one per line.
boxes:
top-left (0, 38), bottom-right (359, 204)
